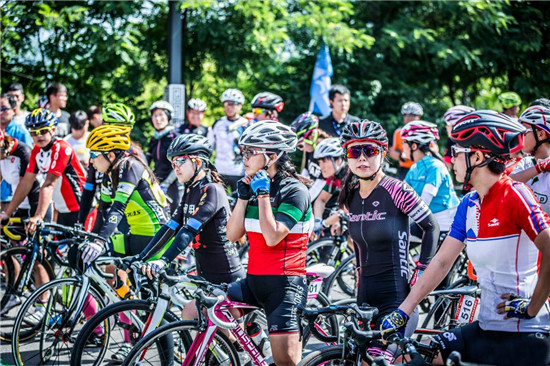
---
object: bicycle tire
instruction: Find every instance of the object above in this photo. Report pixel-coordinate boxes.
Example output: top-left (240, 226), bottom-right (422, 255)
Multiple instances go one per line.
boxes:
top-left (302, 291), bottom-right (340, 348)
top-left (0, 246), bottom-right (56, 341)
top-left (121, 319), bottom-right (238, 366)
top-left (300, 344), bottom-right (355, 366)
top-left (306, 238), bottom-right (352, 268)
top-left (421, 276), bottom-right (471, 330)
top-left (71, 299), bottom-right (184, 366)
top-left (323, 254), bottom-right (356, 299)
top-left (11, 277), bottom-right (105, 366)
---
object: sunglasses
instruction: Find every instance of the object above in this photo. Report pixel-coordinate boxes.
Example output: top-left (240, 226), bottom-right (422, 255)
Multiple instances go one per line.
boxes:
top-left (171, 156), bottom-right (189, 168)
top-left (346, 145), bottom-right (381, 159)
top-left (29, 127), bottom-right (53, 136)
top-left (225, 101), bottom-right (241, 107)
top-left (241, 147), bottom-right (270, 160)
top-left (252, 108), bottom-right (265, 115)
top-left (89, 151), bottom-right (106, 159)
top-left (450, 145), bottom-right (473, 158)
top-left (0, 107), bottom-right (12, 112)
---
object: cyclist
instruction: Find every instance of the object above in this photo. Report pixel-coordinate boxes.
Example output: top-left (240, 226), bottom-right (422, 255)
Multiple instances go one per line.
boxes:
top-left (250, 91), bottom-right (285, 122)
top-left (207, 88), bottom-right (247, 191)
top-left (178, 98), bottom-right (209, 136)
top-left (312, 137), bottom-right (347, 234)
top-left (499, 91), bottom-right (522, 119)
top-left (390, 101), bottom-right (424, 179)
top-left (510, 105), bottom-right (550, 214)
top-left (134, 134), bottom-right (245, 311)
top-left (290, 111), bottom-right (329, 201)
top-left (226, 120), bottom-right (312, 366)
top-left (442, 105), bottom-right (475, 170)
top-left (338, 120), bottom-right (439, 363)
top-left (401, 120), bottom-right (459, 233)
top-left (147, 100), bottom-right (181, 214)
top-left (382, 110), bottom-right (550, 365)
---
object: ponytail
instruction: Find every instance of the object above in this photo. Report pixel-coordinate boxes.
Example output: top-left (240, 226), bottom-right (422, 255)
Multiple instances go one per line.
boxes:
top-left (338, 170), bottom-right (359, 210)
top-left (418, 143), bottom-right (445, 163)
top-left (275, 153), bottom-right (312, 187)
top-left (204, 159), bottom-right (225, 187)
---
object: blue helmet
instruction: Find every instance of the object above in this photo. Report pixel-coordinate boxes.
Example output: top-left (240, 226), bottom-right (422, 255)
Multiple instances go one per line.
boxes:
top-left (25, 108), bottom-right (58, 130)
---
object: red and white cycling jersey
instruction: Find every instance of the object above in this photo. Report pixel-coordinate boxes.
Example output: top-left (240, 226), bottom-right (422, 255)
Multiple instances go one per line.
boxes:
top-left (449, 175), bottom-right (550, 332)
top-left (27, 138), bottom-right (85, 213)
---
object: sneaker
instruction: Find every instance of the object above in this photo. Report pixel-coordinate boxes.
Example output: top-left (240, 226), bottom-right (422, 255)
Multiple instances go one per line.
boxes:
top-left (111, 344), bottom-right (132, 363)
top-left (23, 305), bottom-right (46, 326)
top-left (85, 332), bottom-right (104, 348)
top-left (0, 294), bottom-right (21, 315)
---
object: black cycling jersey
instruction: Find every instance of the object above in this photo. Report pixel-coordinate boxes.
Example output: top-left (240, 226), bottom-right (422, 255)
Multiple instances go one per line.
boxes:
top-left (304, 151), bottom-right (322, 180)
top-left (318, 113), bottom-right (360, 137)
top-left (146, 127), bottom-right (180, 182)
top-left (346, 175), bottom-right (438, 315)
top-left (178, 122), bottom-right (208, 137)
top-left (140, 175), bottom-right (243, 280)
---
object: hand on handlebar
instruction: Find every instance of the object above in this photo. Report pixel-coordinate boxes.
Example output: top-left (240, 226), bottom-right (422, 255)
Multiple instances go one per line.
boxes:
top-left (380, 308), bottom-right (409, 340)
top-left (141, 259), bottom-right (167, 280)
top-left (81, 240), bottom-right (105, 263)
top-left (26, 216), bottom-right (43, 235)
top-left (0, 211), bottom-right (9, 228)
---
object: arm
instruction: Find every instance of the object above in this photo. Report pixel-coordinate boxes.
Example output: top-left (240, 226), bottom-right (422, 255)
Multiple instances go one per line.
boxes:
top-left (227, 198), bottom-right (247, 242)
top-left (313, 190), bottom-right (331, 218)
top-left (257, 196), bottom-right (290, 247)
top-left (399, 236), bottom-right (465, 315)
top-left (420, 183), bottom-right (437, 207)
top-left (3, 171), bottom-right (37, 216)
top-left (509, 164), bottom-right (539, 183)
top-left (33, 173), bottom-right (60, 220)
top-left (525, 229), bottom-right (550, 316)
top-left (78, 167), bottom-right (97, 223)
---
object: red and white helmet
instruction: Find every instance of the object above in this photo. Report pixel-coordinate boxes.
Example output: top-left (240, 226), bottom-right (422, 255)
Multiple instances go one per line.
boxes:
top-left (401, 121), bottom-right (440, 145)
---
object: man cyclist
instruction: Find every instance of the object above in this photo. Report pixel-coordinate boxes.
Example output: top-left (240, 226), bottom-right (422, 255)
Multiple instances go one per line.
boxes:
top-left (382, 110), bottom-right (550, 365)
top-left (499, 91), bottom-right (522, 119)
top-left (389, 101), bottom-right (423, 179)
top-left (178, 98), bottom-right (208, 136)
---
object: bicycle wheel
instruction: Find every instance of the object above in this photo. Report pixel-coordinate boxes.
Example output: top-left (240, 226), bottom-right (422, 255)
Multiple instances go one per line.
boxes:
top-left (121, 320), bottom-right (239, 366)
top-left (306, 238), bottom-right (352, 268)
top-left (302, 291), bottom-right (340, 348)
top-left (0, 246), bottom-right (56, 341)
top-left (300, 344), bottom-right (355, 366)
top-left (323, 255), bottom-right (356, 300)
top-left (11, 277), bottom-right (105, 366)
top-left (71, 299), bottom-right (184, 366)
top-left (421, 277), bottom-right (470, 330)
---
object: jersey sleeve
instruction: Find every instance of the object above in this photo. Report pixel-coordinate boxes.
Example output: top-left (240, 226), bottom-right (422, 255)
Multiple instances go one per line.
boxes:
top-left (275, 181), bottom-right (310, 230)
top-left (511, 182), bottom-right (550, 241)
top-left (26, 145), bottom-right (40, 174)
top-left (448, 194), bottom-right (472, 243)
top-left (182, 184), bottom-right (223, 234)
top-left (48, 141), bottom-right (73, 177)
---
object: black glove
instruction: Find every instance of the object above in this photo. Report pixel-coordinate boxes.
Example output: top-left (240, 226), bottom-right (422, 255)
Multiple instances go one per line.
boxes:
top-left (236, 178), bottom-right (253, 200)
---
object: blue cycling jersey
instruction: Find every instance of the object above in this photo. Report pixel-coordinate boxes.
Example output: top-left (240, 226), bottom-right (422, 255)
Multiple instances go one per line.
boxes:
top-left (404, 155), bottom-right (459, 214)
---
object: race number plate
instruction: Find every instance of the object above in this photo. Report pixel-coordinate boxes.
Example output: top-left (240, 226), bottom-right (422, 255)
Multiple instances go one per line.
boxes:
top-left (307, 278), bottom-right (323, 299)
top-left (455, 295), bottom-right (479, 324)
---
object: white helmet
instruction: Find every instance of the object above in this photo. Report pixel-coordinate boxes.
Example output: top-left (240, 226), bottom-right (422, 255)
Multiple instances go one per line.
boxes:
top-left (313, 138), bottom-right (344, 159)
top-left (401, 120), bottom-right (440, 145)
top-left (443, 105), bottom-right (475, 126)
top-left (239, 120), bottom-right (297, 153)
top-left (401, 102), bottom-right (424, 117)
top-left (149, 100), bottom-right (174, 115)
top-left (187, 98), bottom-right (207, 112)
top-left (221, 89), bottom-right (245, 104)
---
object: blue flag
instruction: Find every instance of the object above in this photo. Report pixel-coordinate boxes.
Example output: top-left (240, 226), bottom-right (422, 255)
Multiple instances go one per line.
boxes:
top-left (309, 43), bottom-right (333, 116)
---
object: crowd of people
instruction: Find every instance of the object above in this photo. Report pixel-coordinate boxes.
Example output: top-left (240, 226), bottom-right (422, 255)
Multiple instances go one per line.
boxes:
top-left (1, 79), bottom-right (550, 365)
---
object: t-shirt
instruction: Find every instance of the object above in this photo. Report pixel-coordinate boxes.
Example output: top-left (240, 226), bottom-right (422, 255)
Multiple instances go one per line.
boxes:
top-left (12, 111), bottom-right (29, 126)
top-left (0, 140), bottom-right (39, 209)
top-left (449, 176), bottom-right (550, 332)
top-left (207, 116), bottom-right (247, 176)
top-left (64, 133), bottom-right (89, 165)
top-left (513, 157), bottom-right (550, 215)
top-left (26, 138), bottom-right (85, 213)
top-left (318, 113), bottom-right (360, 137)
top-left (1, 122), bottom-right (33, 202)
top-left (391, 128), bottom-right (414, 169)
top-left (54, 110), bottom-right (71, 137)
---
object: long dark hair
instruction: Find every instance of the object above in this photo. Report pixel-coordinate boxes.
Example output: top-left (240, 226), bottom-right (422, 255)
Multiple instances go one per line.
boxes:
top-left (203, 158), bottom-right (225, 187)
top-left (275, 152), bottom-right (312, 187)
top-left (417, 142), bottom-right (445, 163)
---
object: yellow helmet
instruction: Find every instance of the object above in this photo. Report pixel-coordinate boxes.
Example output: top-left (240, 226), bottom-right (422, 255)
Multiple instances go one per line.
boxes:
top-left (86, 125), bottom-right (131, 151)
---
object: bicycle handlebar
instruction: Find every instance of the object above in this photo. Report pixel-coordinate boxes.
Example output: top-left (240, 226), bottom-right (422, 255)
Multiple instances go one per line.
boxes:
top-left (193, 288), bottom-right (237, 330)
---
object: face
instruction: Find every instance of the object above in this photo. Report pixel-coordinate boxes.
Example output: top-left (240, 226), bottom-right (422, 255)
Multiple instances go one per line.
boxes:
top-left (72, 120), bottom-right (89, 139)
top-left (151, 109), bottom-right (169, 131)
top-left (318, 157), bottom-right (338, 178)
top-left (242, 147), bottom-right (272, 176)
top-left (223, 101), bottom-right (242, 119)
top-left (445, 124), bottom-right (453, 136)
top-left (186, 109), bottom-right (205, 126)
top-left (7, 90), bottom-right (24, 110)
top-left (29, 126), bottom-right (55, 147)
top-left (329, 93), bottom-right (350, 115)
top-left (252, 108), bottom-right (270, 121)
top-left (90, 113), bottom-right (102, 128)
top-left (0, 98), bottom-right (15, 126)
top-left (171, 156), bottom-right (198, 183)
top-left (346, 141), bottom-right (384, 178)
top-left (503, 106), bottom-right (519, 117)
top-left (50, 91), bottom-right (68, 109)
top-left (90, 151), bottom-right (113, 173)
top-left (403, 114), bottom-right (420, 124)
top-left (402, 141), bottom-right (412, 159)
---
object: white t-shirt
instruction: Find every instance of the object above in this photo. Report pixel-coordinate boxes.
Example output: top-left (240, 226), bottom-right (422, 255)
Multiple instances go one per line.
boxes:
top-left (64, 133), bottom-right (89, 165)
top-left (207, 116), bottom-right (246, 176)
top-left (513, 157), bottom-right (550, 214)
top-left (12, 111), bottom-right (29, 126)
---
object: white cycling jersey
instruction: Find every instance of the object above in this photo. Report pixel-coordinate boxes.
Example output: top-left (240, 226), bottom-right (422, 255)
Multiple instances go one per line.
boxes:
top-left (513, 157), bottom-right (550, 214)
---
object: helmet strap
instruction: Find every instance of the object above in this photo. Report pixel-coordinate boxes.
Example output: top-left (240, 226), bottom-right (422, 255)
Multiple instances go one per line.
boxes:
top-left (263, 151), bottom-right (283, 171)
top-left (105, 151), bottom-right (125, 175)
top-left (461, 152), bottom-right (495, 194)
top-left (357, 155), bottom-right (383, 181)
top-left (185, 158), bottom-right (204, 189)
top-left (531, 125), bottom-right (550, 153)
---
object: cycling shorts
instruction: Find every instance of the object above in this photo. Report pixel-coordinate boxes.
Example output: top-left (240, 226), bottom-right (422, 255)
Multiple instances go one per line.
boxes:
top-left (433, 321), bottom-right (550, 366)
top-left (227, 274), bottom-right (307, 334)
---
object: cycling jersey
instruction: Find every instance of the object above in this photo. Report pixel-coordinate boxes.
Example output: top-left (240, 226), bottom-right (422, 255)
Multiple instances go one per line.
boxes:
top-left (1, 122), bottom-right (33, 203)
top-left (0, 139), bottom-right (39, 210)
top-left (207, 116), bottom-right (246, 176)
top-left (391, 128), bottom-right (414, 169)
top-left (95, 156), bottom-right (169, 241)
top-left (321, 167), bottom-right (346, 218)
top-left (140, 175), bottom-right (243, 281)
top-left (318, 113), bottom-right (360, 137)
top-left (301, 152), bottom-right (324, 201)
top-left (346, 175), bottom-right (438, 314)
top-left (449, 176), bottom-right (550, 333)
top-left (26, 138), bottom-right (85, 213)
top-left (245, 172), bottom-right (313, 276)
top-left (146, 126), bottom-right (179, 182)
top-left (178, 122), bottom-right (208, 137)
top-left (513, 157), bottom-right (550, 214)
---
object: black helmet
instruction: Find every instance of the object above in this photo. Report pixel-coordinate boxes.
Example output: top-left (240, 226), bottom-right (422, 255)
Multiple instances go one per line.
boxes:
top-left (290, 112), bottom-right (319, 140)
top-left (167, 134), bottom-right (212, 160)
top-left (340, 120), bottom-right (389, 149)
top-left (450, 110), bottom-right (525, 156)
top-left (251, 92), bottom-right (284, 112)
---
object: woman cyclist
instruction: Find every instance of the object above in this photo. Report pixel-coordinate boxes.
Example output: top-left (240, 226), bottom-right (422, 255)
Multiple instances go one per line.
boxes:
top-left (147, 100), bottom-right (181, 214)
top-left (311, 137), bottom-right (347, 235)
top-left (401, 120), bottom-right (459, 233)
top-left (510, 105), bottom-right (550, 214)
top-left (226, 120), bottom-right (312, 366)
top-left (338, 120), bottom-right (439, 363)
top-left (382, 110), bottom-right (550, 365)
top-left (135, 133), bottom-right (245, 292)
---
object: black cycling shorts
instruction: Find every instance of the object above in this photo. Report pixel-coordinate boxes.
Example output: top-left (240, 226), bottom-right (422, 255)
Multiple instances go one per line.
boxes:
top-left (433, 321), bottom-right (550, 366)
top-left (201, 269), bottom-right (245, 286)
top-left (227, 274), bottom-right (307, 334)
